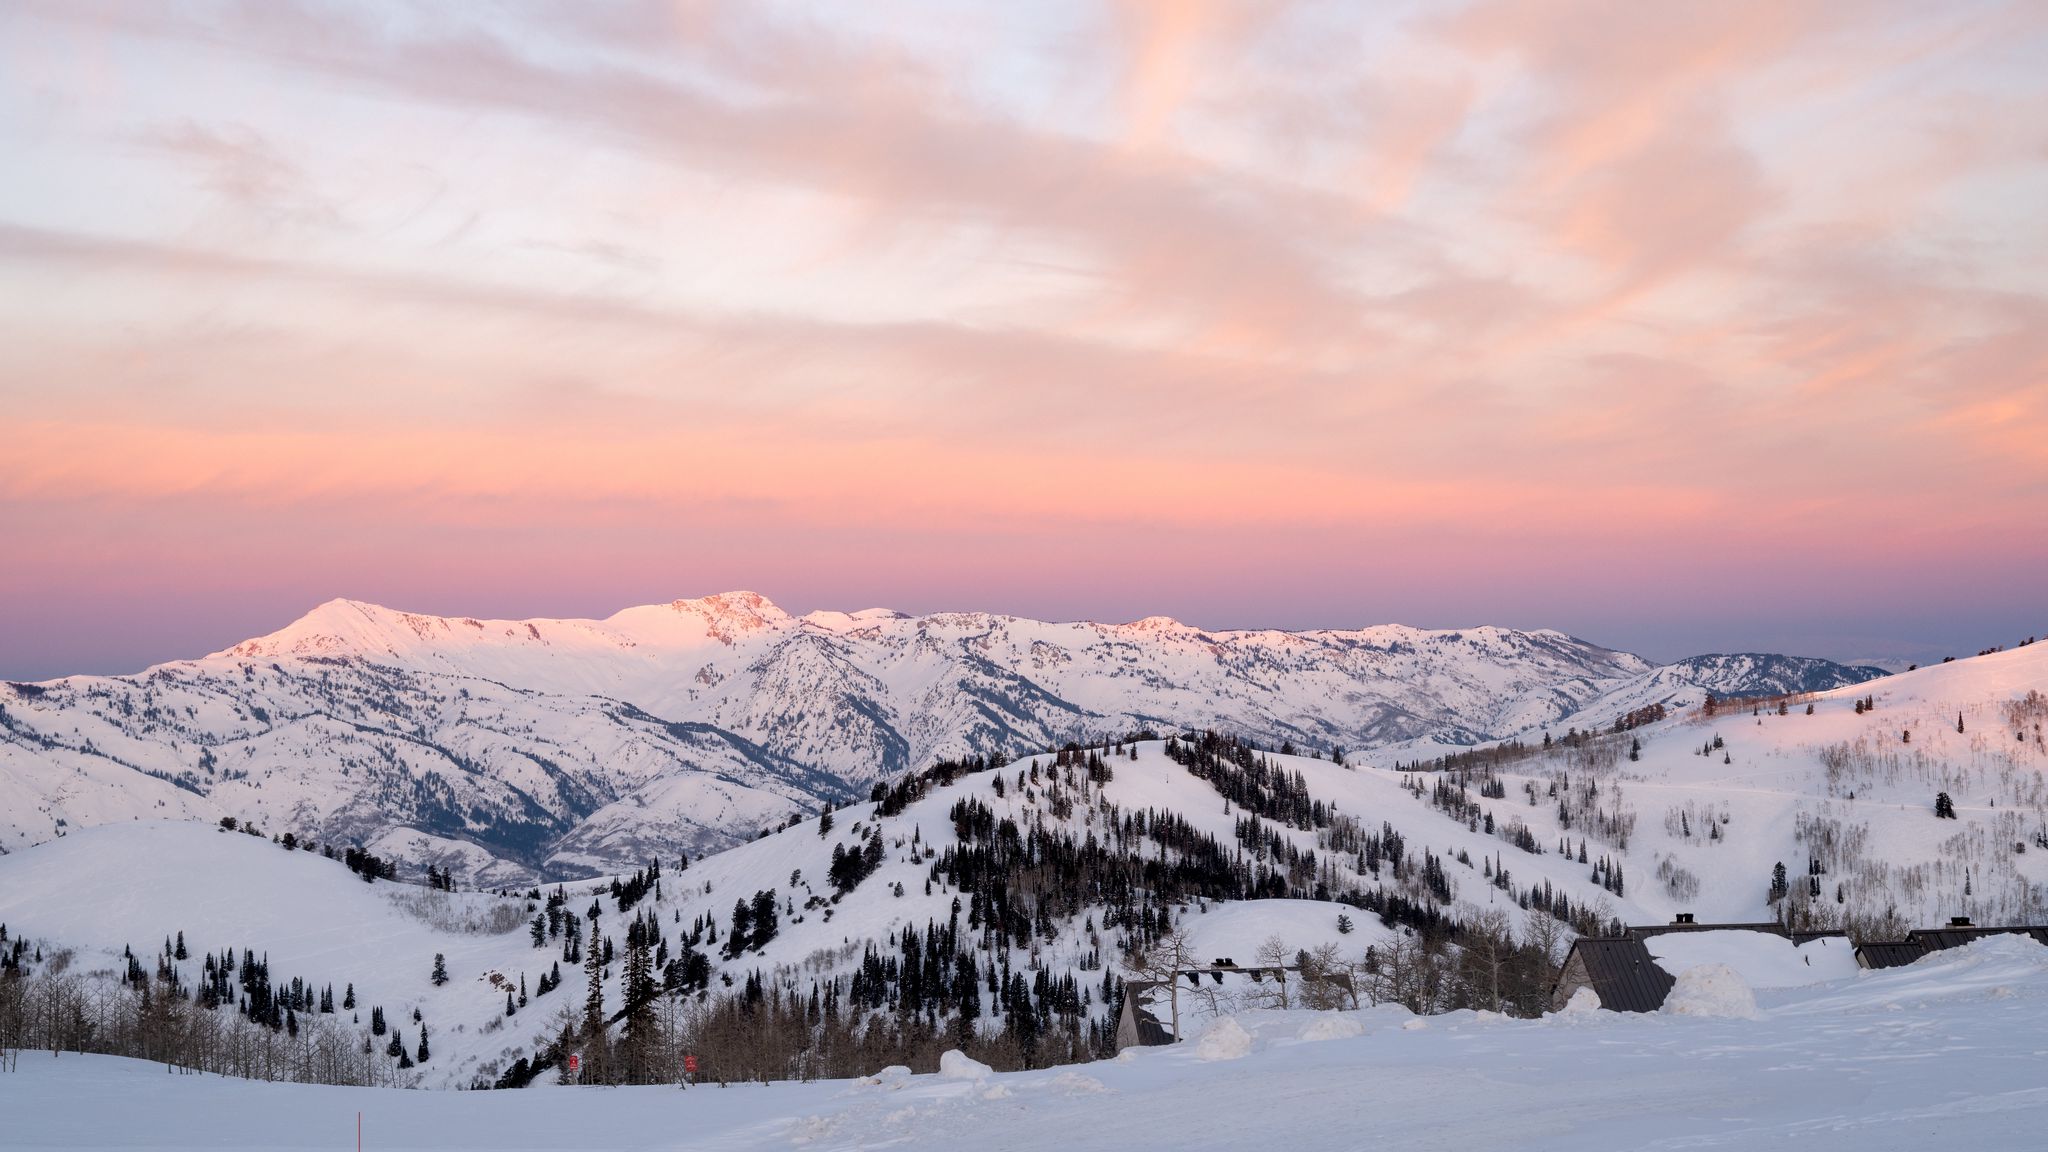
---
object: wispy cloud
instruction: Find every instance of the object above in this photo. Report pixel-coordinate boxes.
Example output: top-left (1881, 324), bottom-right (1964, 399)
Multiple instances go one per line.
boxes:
top-left (2, 0), bottom-right (2045, 675)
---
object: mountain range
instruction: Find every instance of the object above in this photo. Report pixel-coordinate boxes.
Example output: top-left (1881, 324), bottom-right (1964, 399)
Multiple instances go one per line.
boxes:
top-left (0, 592), bottom-right (1884, 881)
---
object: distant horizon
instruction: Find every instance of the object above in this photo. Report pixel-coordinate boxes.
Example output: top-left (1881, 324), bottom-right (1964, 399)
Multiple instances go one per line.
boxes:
top-left (2, 585), bottom-right (2028, 683)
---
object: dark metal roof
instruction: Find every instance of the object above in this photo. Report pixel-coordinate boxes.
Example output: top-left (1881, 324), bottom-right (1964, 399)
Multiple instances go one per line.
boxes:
top-left (1556, 924), bottom-right (1849, 1012)
top-left (1854, 926), bottom-right (2048, 969)
top-left (1564, 939), bottom-right (1674, 1013)
top-left (1901, 926), bottom-right (2048, 952)
top-left (1626, 922), bottom-right (1848, 946)
top-left (1627, 921), bottom-right (1790, 940)
top-left (1855, 942), bottom-right (1929, 970)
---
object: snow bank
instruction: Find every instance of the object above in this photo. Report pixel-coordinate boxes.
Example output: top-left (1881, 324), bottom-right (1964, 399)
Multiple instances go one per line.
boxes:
top-left (1296, 1015), bottom-right (1365, 1042)
top-left (938, 1050), bottom-right (992, 1081)
top-left (1193, 1016), bottom-right (1254, 1061)
top-left (1662, 963), bottom-right (1759, 1019)
top-left (1554, 987), bottom-right (1602, 1017)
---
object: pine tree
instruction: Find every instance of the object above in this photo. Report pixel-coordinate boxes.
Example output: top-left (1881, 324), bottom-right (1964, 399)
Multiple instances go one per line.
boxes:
top-left (506, 990), bottom-right (516, 1017)
top-left (417, 1026), bottom-right (429, 1062)
top-left (1935, 792), bottom-right (1957, 819)
top-left (343, 983), bottom-right (356, 1010)
top-left (1336, 913), bottom-right (1353, 935)
top-left (724, 898), bottom-right (753, 959)
top-left (431, 953), bottom-right (449, 986)
top-left (583, 906), bottom-right (607, 1077)
top-left (371, 1005), bottom-right (386, 1035)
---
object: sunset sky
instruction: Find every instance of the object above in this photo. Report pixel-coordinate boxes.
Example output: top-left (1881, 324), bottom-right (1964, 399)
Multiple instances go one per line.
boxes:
top-left (3, 0), bottom-right (2046, 680)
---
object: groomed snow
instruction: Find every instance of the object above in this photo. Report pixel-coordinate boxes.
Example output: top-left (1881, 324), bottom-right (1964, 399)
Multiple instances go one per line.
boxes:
top-left (4, 937), bottom-right (2045, 1151)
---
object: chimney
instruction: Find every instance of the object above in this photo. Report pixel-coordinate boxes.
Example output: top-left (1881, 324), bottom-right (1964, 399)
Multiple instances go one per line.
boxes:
top-left (1673, 913), bottom-right (1695, 925)
top-left (1950, 916), bottom-right (1973, 928)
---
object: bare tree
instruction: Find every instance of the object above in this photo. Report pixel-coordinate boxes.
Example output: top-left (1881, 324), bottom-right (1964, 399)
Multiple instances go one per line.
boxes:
top-left (1296, 942), bottom-right (1354, 1010)
top-left (1253, 935), bottom-right (1293, 1009)
top-left (1459, 907), bottom-right (1514, 1013)
top-left (1123, 926), bottom-right (1198, 1041)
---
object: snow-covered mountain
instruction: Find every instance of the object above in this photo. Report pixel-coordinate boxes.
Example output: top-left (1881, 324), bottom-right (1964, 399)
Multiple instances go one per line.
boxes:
top-left (0, 593), bottom-right (1883, 880)
top-left (1549, 652), bottom-right (1891, 733)
top-left (0, 639), bottom-right (2039, 1097)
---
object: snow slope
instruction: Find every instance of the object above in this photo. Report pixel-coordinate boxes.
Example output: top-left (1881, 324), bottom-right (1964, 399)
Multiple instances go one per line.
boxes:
top-left (1361, 639), bottom-right (2048, 931)
top-left (5, 935), bottom-right (2046, 1151)
top-left (0, 593), bottom-right (1882, 881)
top-left (0, 822), bottom-right (570, 1091)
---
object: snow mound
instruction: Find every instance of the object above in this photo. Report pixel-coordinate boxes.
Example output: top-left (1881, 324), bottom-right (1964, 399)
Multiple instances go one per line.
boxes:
top-left (938, 1050), bottom-right (992, 1081)
top-left (1193, 1016), bottom-right (1254, 1061)
top-left (1296, 1015), bottom-right (1366, 1042)
top-left (1555, 986), bottom-right (1603, 1017)
top-left (1663, 963), bottom-right (1759, 1019)
top-left (1052, 1071), bottom-right (1107, 1094)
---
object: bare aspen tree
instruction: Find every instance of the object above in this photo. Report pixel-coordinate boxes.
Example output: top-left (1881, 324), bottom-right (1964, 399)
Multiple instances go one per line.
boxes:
top-left (1123, 926), bottom-right (1197, 1041)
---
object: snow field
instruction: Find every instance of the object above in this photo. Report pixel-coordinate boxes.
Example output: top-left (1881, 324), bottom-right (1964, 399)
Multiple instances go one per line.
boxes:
top-left (5, 936), bottom-right (2046, 1151)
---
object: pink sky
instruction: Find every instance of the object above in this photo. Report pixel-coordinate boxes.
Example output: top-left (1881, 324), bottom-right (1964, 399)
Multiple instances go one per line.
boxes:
top-left (3, 0), bottom-right (2046, 678)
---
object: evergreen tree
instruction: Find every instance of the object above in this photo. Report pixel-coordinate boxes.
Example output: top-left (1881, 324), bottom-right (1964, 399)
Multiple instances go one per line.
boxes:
top-left (724, 898), bottom-right (753, 959)
top-left (1935, 792), bottom-right (1957, 819)
top-left (583, 906), bottom-right (607, 1076)
top-left (750, 888), bottom-right (780, 949)
top-left (619, 919), bottom-right (659, 1080)
top-left (417, 1026), bottom-right (429, 1062)
top-left (431, 953), bottom-right (449, 986)
top-left (343, 983), bottom-right (356, 1010)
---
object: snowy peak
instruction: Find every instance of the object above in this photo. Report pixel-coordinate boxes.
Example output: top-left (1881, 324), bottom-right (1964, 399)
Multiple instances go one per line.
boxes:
top-left (218, 598), bottom-right (582, 662)
top-left (8, 591), bottom-right (1991, 883)
top-left (653, 590), bottom-right (791, 635)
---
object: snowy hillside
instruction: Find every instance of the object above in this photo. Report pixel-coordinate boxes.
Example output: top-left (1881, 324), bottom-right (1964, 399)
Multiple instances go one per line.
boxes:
top-left (0, 593), bottom-right (1882, 881)
top-left (1380, 639), bottom-right (2048, 934)
top-left (7, 935), bottom-right (2048, 1150)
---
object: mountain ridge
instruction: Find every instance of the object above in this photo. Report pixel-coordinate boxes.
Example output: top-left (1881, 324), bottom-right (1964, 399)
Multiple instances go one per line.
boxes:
top-left (2, 594), bottom-right (1887, 881)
